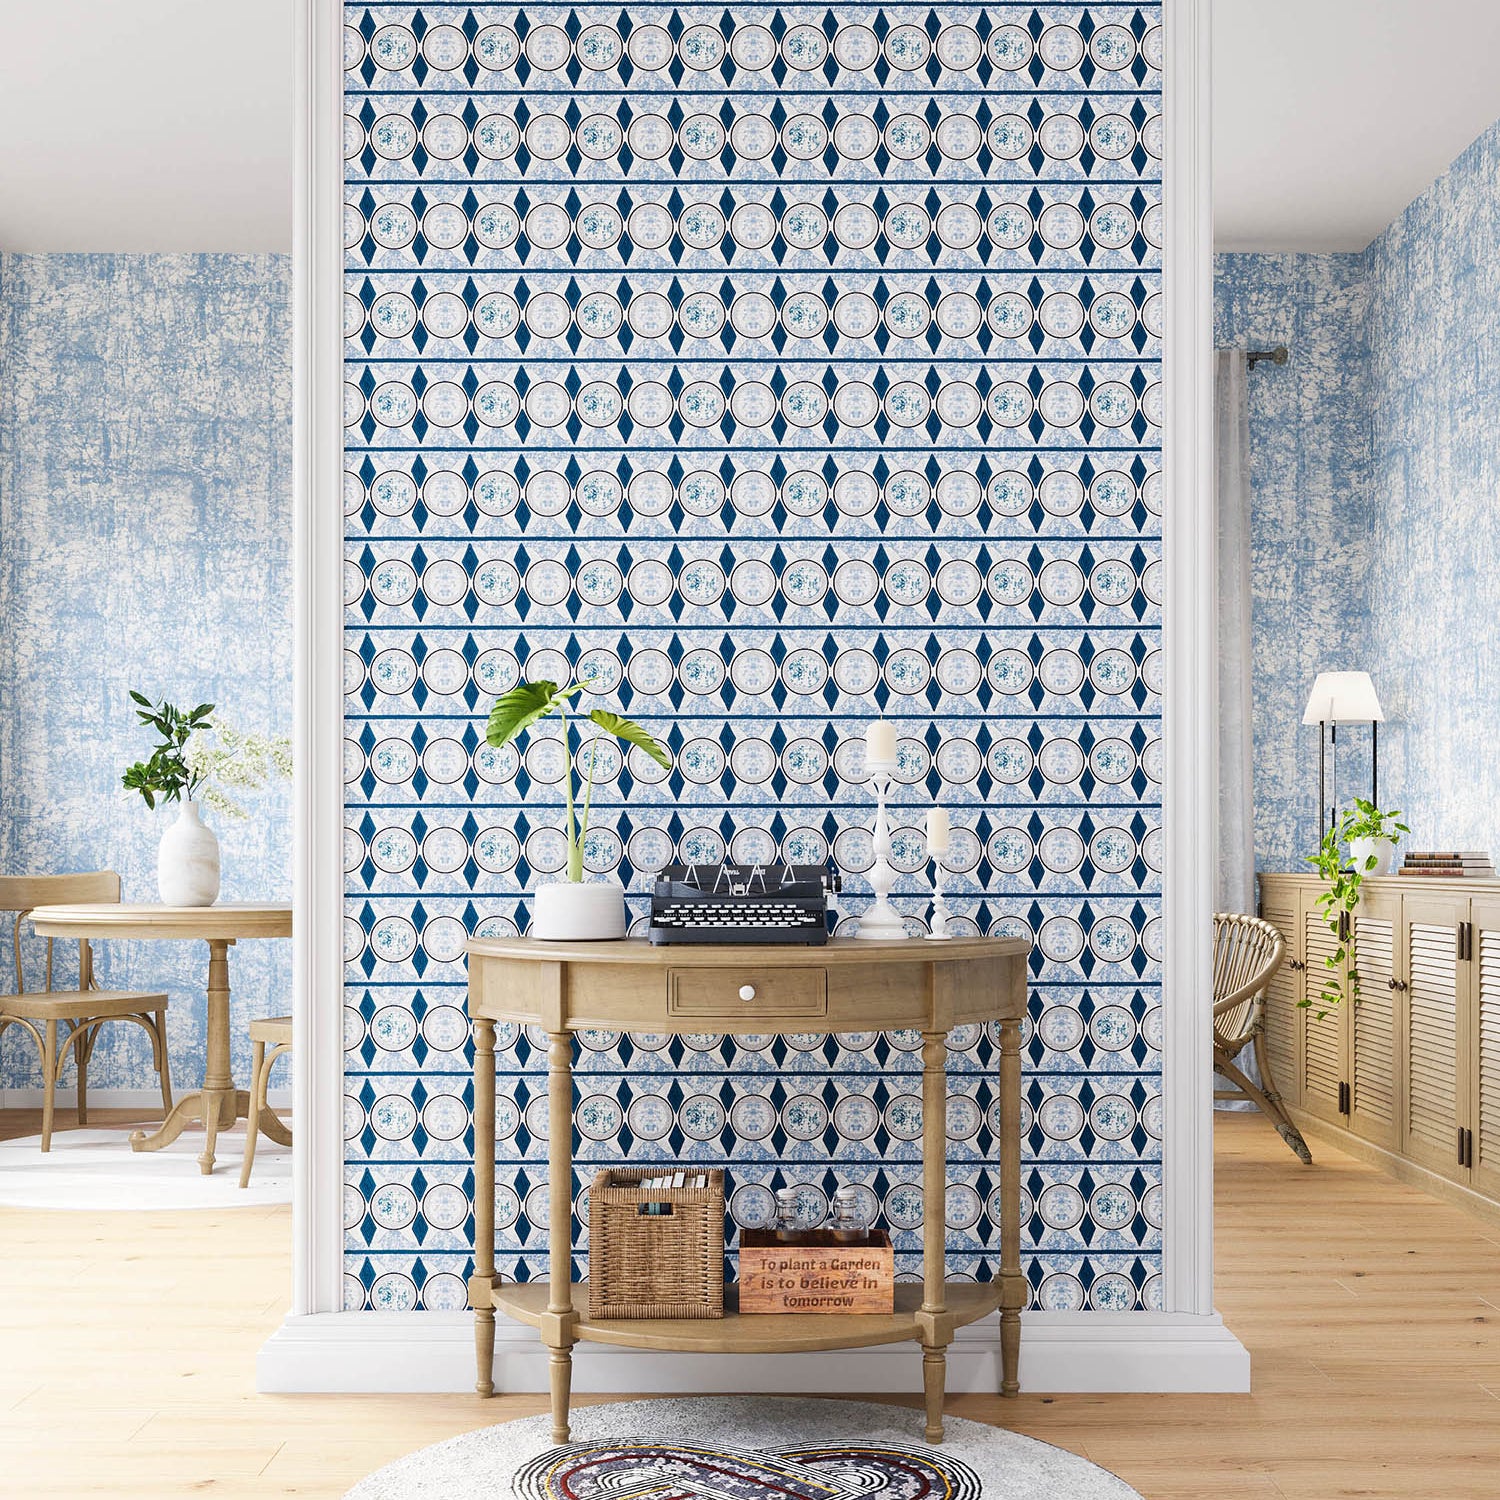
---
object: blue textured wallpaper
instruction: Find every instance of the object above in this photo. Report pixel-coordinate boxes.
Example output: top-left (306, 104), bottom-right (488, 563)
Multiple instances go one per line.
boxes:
top-left (0, 253), bottom-right (294, 1094)
top-left (1364, 119), bottom-right (1500, 854)
top-left (342, 2), bottom-right (1165, 1316)
top-left (1218, 114), bottom-right (1500, 872)
top-left (1213, 251), bottom-right (1372, 873)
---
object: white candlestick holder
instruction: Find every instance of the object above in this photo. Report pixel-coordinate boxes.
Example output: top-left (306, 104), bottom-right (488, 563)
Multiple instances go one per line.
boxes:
top-left (926, 852), bottom-right (953, 940)
top-left (856, 766), bottom-right (908, 941)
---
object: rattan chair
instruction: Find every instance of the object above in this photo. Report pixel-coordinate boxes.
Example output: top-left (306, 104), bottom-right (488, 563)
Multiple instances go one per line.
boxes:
top-left (1213, 911), bottom-right (1311, 1163)
top-left (0, 871), bottom-right (172, 1150)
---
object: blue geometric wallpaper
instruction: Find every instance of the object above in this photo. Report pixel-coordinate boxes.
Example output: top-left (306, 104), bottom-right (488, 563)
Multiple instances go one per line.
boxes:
top-left (341, 3), bottom-right (1164, 1316)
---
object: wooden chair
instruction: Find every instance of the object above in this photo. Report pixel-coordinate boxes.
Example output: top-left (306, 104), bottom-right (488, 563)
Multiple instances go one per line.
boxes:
top-left (0, 872), bottom-right (172, 1151)
top-left (1213, 911), bottom-right (1312, 1164)
top-left (240, 1015), bottom-right (292, 1187)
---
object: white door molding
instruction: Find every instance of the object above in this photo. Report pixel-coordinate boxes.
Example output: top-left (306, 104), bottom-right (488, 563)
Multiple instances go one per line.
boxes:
top-left (1161, 0), bottom-right (1219, 1320)
top-left (273, 0), bottom-right (1244, 1386)
top-left (290, 0), bottom-right (349, 1321)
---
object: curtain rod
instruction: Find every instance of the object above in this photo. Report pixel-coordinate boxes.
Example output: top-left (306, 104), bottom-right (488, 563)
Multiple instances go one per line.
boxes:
top-left (1245, 345), bottom-right (1289, 370)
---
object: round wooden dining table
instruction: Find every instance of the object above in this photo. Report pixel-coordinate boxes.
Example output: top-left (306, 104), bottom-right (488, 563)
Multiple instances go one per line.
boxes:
top-left (27, 903), bottom-right (292, 1174)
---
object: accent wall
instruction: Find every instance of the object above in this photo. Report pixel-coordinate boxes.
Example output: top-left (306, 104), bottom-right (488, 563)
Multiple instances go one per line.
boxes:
top-left (0, 253), bottom-right (293, 1096)
top-left (1217, 113), bottom-right (1500, 874)
top-left (1212, 251), bottom-right (1371, 873)
top-left (342, 3), bottom-right (1166, 1315)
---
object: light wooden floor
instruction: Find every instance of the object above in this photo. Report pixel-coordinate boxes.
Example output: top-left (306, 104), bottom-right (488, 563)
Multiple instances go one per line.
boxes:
top-left (3, 1108), bottom-right (1499, 1499)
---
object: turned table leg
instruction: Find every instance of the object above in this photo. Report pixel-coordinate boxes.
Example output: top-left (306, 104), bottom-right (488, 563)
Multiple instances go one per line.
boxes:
top-left (922, 1345), bottom-right (946, 1444)
top-left (998, 1012), bottom-right (1024, 1397)
top-left (921, 1029), bottom-right (949, 1442)
top-left (472, 1016), bottom-right (497, 1397)
top-left (549, 1346), bottom-right (573, 1447)
top-left (130, 938), bottom-right (240, 1173)
top-left (547, 1030), bottom-right (576, 1444)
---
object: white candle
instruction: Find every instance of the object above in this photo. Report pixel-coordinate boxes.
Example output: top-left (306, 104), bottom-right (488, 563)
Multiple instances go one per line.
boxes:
top-left (865, 720), bottom-right (897, 768)
top-left (927, 806), bottom-right (950, 856)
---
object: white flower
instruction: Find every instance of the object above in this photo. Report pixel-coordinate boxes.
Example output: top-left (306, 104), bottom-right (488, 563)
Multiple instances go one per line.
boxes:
top-left (185, 723), bottom-right (293, 819)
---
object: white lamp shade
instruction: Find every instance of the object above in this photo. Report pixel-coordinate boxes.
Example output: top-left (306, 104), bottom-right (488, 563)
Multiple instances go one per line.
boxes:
top-left (1301, 671), bottom-right (1384, 724)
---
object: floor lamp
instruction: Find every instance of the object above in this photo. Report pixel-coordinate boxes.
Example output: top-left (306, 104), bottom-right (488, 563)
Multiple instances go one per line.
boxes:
top-left (1301, 671), bottom-right (1385, 835)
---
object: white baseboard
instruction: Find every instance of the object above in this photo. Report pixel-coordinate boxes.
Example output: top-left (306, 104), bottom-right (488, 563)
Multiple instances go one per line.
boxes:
top-left (0, 1086), bottom-right (291, 1111)
top-left (258, 1309), bottom-right (1249, 1395)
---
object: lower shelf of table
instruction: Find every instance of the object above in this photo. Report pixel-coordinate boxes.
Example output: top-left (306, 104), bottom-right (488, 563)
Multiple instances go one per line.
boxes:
top-left (474, 1280), bottom-right (1004, 1353)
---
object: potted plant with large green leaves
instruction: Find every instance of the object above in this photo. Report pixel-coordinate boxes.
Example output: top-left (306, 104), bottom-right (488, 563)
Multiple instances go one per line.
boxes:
top-left (486, 679), bottom-right (669, 940)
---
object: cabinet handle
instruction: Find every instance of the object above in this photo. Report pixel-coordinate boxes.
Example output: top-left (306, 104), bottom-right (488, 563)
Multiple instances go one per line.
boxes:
top-left (738, 984), bottom-right (756, 1002)
top-left (1460, 1127), bottom-right (1468, 1167)
top-left (1387, 977), bottom-right (1407, 992)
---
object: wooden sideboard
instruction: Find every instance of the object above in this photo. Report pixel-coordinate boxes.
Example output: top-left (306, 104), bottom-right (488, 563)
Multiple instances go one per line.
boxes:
top-left (465, 934), bottom-right (1030, 1445)
top-left (1258, 873), bottom-right (1500, 1214)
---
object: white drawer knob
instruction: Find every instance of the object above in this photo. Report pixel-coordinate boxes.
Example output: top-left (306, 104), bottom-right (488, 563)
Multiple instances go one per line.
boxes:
top-left (739, 984), bottom-right (756, 1002)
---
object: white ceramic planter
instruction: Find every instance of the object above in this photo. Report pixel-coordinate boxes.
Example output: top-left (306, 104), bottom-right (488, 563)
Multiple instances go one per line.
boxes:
top-left (158, 800), bottom-right (221, 906)
top-left (1348, 835), bottom-right (1396, 877)
top-left (532, 879), bottom-right (626, 941)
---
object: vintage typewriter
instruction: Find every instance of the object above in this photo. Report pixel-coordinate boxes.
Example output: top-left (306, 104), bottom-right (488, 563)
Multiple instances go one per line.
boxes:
top-left (648, 862), bottom-right (839, 945)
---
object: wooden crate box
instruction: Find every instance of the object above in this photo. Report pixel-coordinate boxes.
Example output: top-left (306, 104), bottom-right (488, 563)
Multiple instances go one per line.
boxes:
top-left (738, 1229), bottom-right (895, 1314)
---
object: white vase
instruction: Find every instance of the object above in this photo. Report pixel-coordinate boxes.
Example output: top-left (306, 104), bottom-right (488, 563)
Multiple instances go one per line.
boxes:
top-left (1348, 835), bottom-right (1396, 877)
top-left (531, 879), bottom-right (626, 941)
top-left (158, 800), bottom-right (221, 906)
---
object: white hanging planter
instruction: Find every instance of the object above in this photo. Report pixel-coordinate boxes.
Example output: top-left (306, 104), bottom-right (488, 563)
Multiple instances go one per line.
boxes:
top-left (1348, 835), bottom-right (1396, 878)
top-left (158, 799), bottom-right (221, 906)
top-left (531, 879), bottom-right (626, 941)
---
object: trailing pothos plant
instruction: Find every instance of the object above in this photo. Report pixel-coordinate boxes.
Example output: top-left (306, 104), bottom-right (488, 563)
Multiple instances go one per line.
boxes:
top-left (1304, 797), bottom-right (1410, 1015)
top-left (486, 680), bottom-right (670, 883)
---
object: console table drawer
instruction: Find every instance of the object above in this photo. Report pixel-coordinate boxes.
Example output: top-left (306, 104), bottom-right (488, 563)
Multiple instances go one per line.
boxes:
top-left (667, 966), bottom-right (828, 1020)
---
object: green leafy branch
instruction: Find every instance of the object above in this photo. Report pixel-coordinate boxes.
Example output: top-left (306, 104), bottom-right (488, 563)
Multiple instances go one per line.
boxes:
top-left (485, 681), bottom-right (670, 882)
top-left (121, 693), bottom-right (215, 810)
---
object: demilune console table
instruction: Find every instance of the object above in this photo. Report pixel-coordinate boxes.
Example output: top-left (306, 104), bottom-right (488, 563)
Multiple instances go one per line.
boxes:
top-left (466, 934), bottom-right (1029, 1444)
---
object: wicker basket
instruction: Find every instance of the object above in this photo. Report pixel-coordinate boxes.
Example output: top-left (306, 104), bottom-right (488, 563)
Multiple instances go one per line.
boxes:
top-left (587, 1167), bottom-right (725, 1319)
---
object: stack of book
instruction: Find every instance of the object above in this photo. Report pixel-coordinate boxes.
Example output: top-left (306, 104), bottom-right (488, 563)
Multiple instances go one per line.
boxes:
top-left (1399, 850), bottom-right (1496, 878)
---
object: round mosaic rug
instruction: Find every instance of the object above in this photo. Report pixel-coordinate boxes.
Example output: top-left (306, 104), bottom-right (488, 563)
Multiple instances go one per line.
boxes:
top-left (344, 1396), bottom-right (1143, 1500)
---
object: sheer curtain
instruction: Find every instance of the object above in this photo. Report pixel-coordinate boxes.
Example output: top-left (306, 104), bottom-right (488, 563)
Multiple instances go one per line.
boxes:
top-left (1215, 350), bottom-right (1257, 1107)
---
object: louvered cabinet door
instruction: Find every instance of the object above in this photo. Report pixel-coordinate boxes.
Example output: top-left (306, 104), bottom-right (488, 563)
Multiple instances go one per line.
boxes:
top-left (1299, 895), bottom-right (1348, 1126)
top-left (1258, 878), bottom-right (1303, 1109)
top-left (1469, 901), bottom-right (1500, 1198)
top-left (1403, 898), bottom-right (1468, 1181)
top-left (1349, 893), bottom-right (1400, 1150)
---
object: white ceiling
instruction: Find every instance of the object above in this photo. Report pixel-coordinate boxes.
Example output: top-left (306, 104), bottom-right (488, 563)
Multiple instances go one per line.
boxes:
top-left (0, 0), bottom-right (292, 253)
top-left (1214, 0), bottom-right (1500, 252)
top-left (2, 1), bottom-right (1499, 255)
